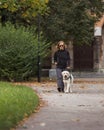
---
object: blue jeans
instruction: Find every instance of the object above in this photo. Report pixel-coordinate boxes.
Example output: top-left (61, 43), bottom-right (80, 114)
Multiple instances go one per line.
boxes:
top-left (56, 68), bottom-right (66, 90)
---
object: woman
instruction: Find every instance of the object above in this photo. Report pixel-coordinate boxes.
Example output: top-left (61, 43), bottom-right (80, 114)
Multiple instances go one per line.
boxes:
top-left (54, 41), bottom-right (70, 92)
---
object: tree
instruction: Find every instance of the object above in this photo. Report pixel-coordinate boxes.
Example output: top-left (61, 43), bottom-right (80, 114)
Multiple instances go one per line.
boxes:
top-left (0, 0), bottom-right (49, 25)
top-left (41, 0), bottom-right (103, 44)
top-left (0, 23), bottom-right (50, 81)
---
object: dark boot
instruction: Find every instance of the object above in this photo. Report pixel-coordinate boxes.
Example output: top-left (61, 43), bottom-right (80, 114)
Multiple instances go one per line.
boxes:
top-left (57, 87), bottom-right (61, 92)
top-left (57, 87), bottom-right (64, 92)
top-left (61, 88), bottom-right (64, 92)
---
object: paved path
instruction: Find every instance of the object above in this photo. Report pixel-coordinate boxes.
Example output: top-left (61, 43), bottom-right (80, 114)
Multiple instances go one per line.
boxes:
top-left (16, 78), bottom-right (104, 130)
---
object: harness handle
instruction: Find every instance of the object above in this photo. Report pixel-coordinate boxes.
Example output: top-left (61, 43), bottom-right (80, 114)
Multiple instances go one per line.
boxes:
top-left (66, 68), bottom-right (73, 75)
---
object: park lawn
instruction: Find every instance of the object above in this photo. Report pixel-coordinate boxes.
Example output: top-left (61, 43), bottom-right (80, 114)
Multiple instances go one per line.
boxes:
top-left (0, 81), bottom-right (39, 130)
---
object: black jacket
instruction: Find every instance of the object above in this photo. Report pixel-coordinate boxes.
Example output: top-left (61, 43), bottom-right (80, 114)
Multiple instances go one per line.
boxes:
top-left (54, 49), bottom-right (70, 69)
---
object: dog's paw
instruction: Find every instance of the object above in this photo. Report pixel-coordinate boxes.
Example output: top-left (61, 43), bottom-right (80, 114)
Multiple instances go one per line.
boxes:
top-left (65, 91), bottom-right (69, 93)
top-left (69, 90), bottom-right (72, 93)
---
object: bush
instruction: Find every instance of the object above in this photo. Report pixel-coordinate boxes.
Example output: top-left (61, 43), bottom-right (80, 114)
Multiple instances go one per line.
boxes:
top-left (0, 81), bottom-right (39, 130)
top-left (0, 23), bottom-right (50, 81)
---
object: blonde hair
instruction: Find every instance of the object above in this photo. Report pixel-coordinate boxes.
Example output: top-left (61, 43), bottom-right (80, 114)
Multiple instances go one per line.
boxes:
top-left (57, 41), bottom-right (67, 50)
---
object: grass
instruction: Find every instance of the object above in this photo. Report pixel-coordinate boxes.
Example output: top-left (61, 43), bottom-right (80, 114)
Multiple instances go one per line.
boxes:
top-left (0, 81), bottom-right (39, 130)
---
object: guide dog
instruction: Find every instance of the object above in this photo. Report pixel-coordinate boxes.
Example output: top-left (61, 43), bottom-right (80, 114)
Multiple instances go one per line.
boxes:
top-left (62, 70), bottom-right (74, 93)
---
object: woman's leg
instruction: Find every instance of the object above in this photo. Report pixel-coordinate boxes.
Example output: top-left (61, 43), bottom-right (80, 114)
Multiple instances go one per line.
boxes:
top-left (56, 68), bottom-right (64, 92)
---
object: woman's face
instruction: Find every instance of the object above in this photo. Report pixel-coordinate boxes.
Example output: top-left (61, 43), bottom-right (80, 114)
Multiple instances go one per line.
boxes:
top-left (59, 42), bottom-right (65, 50)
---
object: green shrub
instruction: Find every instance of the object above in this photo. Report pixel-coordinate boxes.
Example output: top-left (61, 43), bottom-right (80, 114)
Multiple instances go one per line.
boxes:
top-left (0, 23), bottom-right (50, 81)
top-left (0, 81), bottom-right (39, 130)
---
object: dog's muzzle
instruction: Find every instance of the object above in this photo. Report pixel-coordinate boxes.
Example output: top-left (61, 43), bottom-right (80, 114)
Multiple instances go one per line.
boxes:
top-left (64, 75), bottom-right (71, 80)
top-left (64, 75), bottom-right (67, 78)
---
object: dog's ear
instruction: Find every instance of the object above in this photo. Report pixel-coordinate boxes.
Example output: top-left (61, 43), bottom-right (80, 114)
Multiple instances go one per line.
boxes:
top-left (66, 71), bottom-right (70, 76)
top-left (62, 71), bottom-right (64, 75)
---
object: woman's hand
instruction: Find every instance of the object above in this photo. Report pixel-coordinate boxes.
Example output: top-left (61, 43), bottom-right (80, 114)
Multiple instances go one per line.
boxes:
top-left (55, 62), bottom-right (57, 65)
top-left (66, 66), bottom-right (70, 69)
